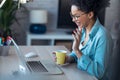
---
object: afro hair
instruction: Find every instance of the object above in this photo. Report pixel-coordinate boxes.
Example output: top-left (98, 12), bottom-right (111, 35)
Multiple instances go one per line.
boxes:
top-left (70, 0), bottom-right (110, 16)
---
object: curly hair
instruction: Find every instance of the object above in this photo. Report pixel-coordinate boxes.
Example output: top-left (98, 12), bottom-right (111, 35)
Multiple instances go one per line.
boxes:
top-left (70, 0), bottom-right (110, 17)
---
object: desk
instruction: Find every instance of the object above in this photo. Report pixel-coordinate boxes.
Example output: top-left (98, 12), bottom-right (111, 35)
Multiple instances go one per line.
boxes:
top-left (0, 46), bottom-right (97, 80)
top-left (26, 31), bottom-right (73, 45)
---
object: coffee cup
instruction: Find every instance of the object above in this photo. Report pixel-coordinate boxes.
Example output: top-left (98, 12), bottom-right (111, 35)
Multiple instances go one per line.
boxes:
top-left (55, 50), bottom-right (67, 65)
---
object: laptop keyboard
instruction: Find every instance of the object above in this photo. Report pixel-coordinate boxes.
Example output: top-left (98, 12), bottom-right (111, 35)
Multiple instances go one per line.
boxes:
top-left (26, 61), bottom-right (48, 72)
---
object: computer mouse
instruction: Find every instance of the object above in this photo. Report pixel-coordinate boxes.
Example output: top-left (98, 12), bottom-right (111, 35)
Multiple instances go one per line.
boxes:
top-left (25, 52), bottom-right (38, 58)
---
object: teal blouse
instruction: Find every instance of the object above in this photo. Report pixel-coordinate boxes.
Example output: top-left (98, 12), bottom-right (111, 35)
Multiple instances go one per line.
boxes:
top-left (69, 19), bottom-right (113, 79)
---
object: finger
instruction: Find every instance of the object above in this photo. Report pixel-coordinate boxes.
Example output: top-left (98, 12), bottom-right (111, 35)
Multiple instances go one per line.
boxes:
top-left (74, 29), bottom-right (80, 40)
top-left (72, 31), bottom-right (80, 42)
top-left (52, 51), bottom-right (56, 59)
top-left (76, 28), bottom-right (81, 35)
top-left (73, 30), bottom-right (77, 36)
top-left (75, 28), bottom-right (81, 37)
top-left (72, 33), bottom-right (77, 41)
top-left (52, 51), bottom-right (56, 54)
top-left (65, 55), bottom-right (68, 63)
top-left (73, 33), bottom-right (79, 41)
top-left (54, 57), bottom-right (57, 62)
top-left (53, 56), bottom-right (57, 62)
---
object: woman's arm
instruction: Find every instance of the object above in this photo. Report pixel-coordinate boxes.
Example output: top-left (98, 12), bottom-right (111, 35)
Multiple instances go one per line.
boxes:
top-left (77, 35), bottom-right (112, 79)
top-left (65, 55), bottom-right (75, 63)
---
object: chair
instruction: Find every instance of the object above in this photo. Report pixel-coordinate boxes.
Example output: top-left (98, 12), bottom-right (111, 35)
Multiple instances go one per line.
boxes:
top-left (104, 36), bottom-right (120, 80)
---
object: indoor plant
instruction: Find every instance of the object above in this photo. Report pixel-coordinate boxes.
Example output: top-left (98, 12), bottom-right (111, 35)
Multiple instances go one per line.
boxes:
top-left (0, 0), bottom-right (18, 39)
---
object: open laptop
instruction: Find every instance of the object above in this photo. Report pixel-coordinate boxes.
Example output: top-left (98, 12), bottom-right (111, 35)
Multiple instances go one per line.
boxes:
top-left (10, 37), bottom-right (63, 75)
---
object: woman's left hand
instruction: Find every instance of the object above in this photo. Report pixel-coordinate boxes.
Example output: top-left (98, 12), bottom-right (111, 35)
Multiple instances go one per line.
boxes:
top-left (72, 27), bottom-right (82, 51)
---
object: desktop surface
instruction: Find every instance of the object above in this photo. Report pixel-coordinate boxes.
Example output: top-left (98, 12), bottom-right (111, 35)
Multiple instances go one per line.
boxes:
top-left (0, 46), bottom-right (97, 80)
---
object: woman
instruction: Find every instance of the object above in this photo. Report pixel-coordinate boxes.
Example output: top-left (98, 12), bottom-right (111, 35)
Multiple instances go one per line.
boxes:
top-left (55, 0), bottom-right (113, 80)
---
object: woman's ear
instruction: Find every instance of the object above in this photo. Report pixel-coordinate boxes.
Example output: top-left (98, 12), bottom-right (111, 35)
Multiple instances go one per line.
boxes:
top-left (88, 11), bottom-right (94, 19)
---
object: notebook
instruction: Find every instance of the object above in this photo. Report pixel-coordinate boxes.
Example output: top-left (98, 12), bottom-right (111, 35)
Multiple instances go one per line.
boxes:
top-left (11, 38), bottom-right (63, 75)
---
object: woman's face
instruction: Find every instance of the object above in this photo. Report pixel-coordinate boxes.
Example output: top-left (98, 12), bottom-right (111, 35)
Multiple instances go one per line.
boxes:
top-left (70, 5), bottom-right (91, 28)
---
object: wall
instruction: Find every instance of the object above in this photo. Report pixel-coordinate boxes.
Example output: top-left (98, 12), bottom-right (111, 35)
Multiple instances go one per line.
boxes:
top-left (105, 0), bottom-right (120, 30)
top-left (26, 0), bottom-right (58, 31)
top-left (12, 0), bottom-right (58, 45)
top-left (105, 0), bottom-right (120, 79)
top-left (12, 0), bottom-right (120, 45)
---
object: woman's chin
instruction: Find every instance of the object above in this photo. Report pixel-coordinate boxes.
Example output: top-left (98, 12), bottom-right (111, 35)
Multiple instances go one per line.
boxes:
top-left (76, 23), bottom-right (83, 28)
top-left (76, 24), bottom-right (80, 27)
top-left (78, 25), bottom-right (83, 28)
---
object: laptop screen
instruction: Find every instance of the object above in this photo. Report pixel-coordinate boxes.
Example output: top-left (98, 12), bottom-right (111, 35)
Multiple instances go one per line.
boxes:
top-left (11, 37), bottom-right (30, 74)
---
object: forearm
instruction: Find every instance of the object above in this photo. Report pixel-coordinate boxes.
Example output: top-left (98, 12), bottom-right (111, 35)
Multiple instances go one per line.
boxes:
top-left (74, 49), bottom-right (82, 58)
top-left (67, 50), bottom-right (82, 63)
top-left (77, 55), bottom-right (104, 79)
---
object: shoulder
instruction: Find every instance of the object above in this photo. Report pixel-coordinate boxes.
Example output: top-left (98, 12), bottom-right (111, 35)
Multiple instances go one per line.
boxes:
top-left (96, 25), bottom-right (109, 39)
top-left (90, 19), bottom-right (109, 40)
top-left (95, 25), bottom-right (113, 46)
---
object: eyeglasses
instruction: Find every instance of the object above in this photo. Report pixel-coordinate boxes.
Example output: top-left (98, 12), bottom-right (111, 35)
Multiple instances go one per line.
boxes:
top-left (70, 12), bottom-right (85, 20)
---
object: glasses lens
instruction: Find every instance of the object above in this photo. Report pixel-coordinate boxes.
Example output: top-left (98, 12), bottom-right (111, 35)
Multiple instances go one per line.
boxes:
top-left (70, 12), bottom-right (85, 20)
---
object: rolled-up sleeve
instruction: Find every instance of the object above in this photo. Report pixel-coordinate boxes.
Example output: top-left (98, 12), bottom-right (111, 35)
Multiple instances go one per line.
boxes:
top-left (77, 55), bottom-right (91, 70)
top-left (69, 51), bottom-right (78, 62)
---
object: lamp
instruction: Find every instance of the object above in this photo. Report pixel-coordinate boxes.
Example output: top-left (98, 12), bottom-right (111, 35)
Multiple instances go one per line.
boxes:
top-left (29, 10), bottom-right (48, 34)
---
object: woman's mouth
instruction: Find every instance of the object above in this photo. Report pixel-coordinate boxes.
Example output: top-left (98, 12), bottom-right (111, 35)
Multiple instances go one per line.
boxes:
top-left (75, 22), bottom-right (80, 26)
top-left (75, 22), bottom-right (83, 28)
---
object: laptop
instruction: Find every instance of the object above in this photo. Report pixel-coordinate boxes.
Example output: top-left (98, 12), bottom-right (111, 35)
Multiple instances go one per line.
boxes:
top-left (10, 37), bottom-right (63, 75)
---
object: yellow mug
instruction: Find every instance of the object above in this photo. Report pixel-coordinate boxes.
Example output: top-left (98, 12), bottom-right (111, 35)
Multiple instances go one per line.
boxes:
top-left (56, 50), bottom-right (67, 65)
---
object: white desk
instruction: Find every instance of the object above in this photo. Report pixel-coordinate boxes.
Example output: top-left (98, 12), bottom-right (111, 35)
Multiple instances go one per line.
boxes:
top-left (0, 46), bottom-right (97, 80)
top-left (26, 31), bottom-right (73, 45)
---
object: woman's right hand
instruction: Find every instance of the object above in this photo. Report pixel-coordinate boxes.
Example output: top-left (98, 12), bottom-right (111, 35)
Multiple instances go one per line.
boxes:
top-left (72, 27), bottom-right (82, 51)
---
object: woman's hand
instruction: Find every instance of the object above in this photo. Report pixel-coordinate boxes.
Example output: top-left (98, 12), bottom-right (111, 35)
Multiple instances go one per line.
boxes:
top-left (72, 27), bottom-right (82, 51)
top-left (72, 27), bottom-right (83, 58)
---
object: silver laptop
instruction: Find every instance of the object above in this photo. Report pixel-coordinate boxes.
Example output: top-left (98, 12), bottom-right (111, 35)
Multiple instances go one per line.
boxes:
top-left (11, 38), bottom-right (63, 75)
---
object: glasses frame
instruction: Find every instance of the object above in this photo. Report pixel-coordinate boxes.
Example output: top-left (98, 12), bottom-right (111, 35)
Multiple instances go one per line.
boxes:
top-left (70, 12), bottom-right (86, 20)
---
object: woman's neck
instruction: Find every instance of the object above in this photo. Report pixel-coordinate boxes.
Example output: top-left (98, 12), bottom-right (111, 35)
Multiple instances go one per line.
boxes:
top-left (85, 18), bottom-right (96, 34)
